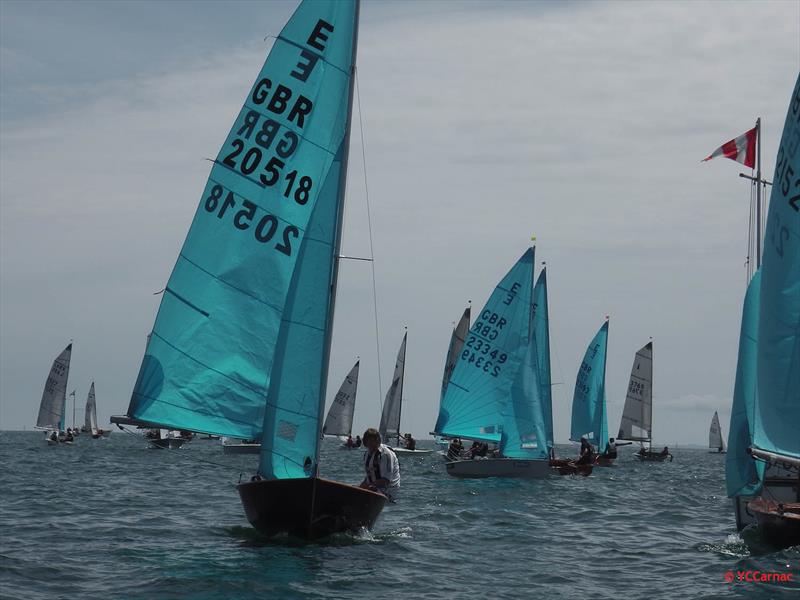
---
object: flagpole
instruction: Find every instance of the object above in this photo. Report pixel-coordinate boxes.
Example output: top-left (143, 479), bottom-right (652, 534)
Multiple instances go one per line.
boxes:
top-left (756, 117), bottom-right (761, 269)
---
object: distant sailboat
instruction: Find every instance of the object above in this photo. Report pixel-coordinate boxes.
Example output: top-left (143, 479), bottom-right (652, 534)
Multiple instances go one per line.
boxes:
top-left (436, 247), bottom-right (553, 478)
top-left (147, 429), bottom-right (187, 450)
top-left (431, 305), bottom-right (470, 450)
top-left (324, 360), bottom-right (360, 447)
top-left (570, 320), bottom-right (611, 464)
top-left (36, 343), bottom-right (72, 444)
top-left (112, 0), bottom-right (386, 538)
top-left (728, 73), bottom-right (800, 547)
top-left (617, 341), bottom-right (672, 462)
top-left (379, 333), bottom-right (429, 456)
top-left (708, 411), bottom-right (726, 454)
top-left (84, 382), bottom-right (101, 439)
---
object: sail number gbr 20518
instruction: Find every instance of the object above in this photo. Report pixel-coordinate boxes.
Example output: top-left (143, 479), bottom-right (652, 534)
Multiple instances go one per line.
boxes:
top-left (204, 183), bottom-right (298, 256)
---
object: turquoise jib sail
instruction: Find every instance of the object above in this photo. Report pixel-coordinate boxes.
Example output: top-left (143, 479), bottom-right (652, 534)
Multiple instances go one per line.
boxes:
top-left (532, 269), bottom-right (554, 450)
top-left (499, 277), bottom-right (548, 459)
top-left (754, 72), bottom-right (800, 462)
top-left (570, 321), bottom-right (609, 454)
top-left (726, 271), bottom-right (765, 497)
top-left (434, 249), bottom-right (535, 442)
top-left (125, 0), bottom-right (358, 447)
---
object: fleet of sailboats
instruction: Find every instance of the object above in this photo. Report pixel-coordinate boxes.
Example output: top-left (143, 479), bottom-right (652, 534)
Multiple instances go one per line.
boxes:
top-left (19, 0), bottom-right (798, 548)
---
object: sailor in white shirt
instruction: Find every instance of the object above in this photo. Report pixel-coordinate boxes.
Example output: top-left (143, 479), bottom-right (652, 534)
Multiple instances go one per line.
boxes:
top-left (359, 428), bottom-right (400, 501)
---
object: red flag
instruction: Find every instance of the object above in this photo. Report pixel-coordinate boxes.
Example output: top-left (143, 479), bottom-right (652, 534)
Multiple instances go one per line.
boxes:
top-left (702, 126), bottom-right (756, 168)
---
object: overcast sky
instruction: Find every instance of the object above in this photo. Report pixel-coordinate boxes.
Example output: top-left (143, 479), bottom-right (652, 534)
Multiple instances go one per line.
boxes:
top-left (1, 0), bottom-right (798, 445)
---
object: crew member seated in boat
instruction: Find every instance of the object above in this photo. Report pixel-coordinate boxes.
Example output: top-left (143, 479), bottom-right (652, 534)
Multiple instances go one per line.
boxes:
top-left (345, 435), bottom-right (355, 448)
top-left (49, 431), bottom-right (58, 442)
top-left (403, 433), bottom-right (416, 450)
top-left (447, 438), bottom-right (464, 461)
top-left (64, 430), bottom-right (74, 443)
top-left (355, 435), bottom-right (362, 448)
top-left (359, 428), bottom-right (400, 501)
top-left (576, 437), bottom-right (594, 465)
top-left (660, 446), bottom-right (670, 456)
top-left (602, 438), bottom-right (618, 459)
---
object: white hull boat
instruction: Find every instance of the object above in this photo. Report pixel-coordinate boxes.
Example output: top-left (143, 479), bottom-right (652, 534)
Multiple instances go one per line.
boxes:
top-left (223, 442), bottom-right (261, 455)
top-left (391, 447), bottom-right (433, 456)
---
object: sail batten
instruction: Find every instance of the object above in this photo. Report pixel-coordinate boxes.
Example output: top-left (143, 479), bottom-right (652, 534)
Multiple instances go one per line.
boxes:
top-left (434, 249), bottom-right (535, 442)
top-left (123, 0), bottom-right (359, 448)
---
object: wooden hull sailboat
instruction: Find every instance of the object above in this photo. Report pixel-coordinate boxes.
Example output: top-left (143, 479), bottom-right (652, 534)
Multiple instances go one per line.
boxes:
top-left (113, 0), bottom-right (386, 540)
top-left (446, 458), bottom-right (551, 479)
top-left (237, 477), bottom-right (386, 539)
top-left (725, 75), bottom-right (800, 548)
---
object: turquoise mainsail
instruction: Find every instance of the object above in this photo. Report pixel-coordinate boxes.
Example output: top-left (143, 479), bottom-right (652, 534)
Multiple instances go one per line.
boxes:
top-left (434, 249), bottom-right (535, 443)
top-left (122, 0), bottom-right (358, 449)
top-left (499, 270), bottom-right (549, 459)
top-left (570, 321), bottom-right (609, 453)
top-left (753, 72), bottom-right (800, 463)
top-left (726, 270), bottom-right (764, 497)
top-left (532, 269), bottom-right (554, 451)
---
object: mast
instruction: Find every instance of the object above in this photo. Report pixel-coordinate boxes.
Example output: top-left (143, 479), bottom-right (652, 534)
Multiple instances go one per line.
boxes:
top-left (648, 337), bottom-right (653, 451)
top-left (601, 316), bottom-right (609, 452)
top-left (756, 117), bottom-right (761, 269)
top-left (313, 0), bottom-right (361, 471)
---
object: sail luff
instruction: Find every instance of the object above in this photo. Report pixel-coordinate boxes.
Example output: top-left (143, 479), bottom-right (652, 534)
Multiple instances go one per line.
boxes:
top-left (312, 0), bottom-right (361, 467)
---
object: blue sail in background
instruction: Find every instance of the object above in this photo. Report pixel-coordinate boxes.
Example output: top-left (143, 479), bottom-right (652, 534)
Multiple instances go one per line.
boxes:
top-left (532, 269), bottom-right (554, 451)
top-left (726, 271), bottom-right (765, 497)
top-left (754, 72), bottom-right (800, 462)
top-left (434, 249), bottom-right (535, 442)
top-left (570, 321), bottom-right (609, 454)
top-left (125, 0), bottom-right (358, 443)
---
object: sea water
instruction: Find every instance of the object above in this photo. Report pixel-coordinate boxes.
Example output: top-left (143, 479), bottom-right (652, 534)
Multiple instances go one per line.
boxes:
top-left (1, 432), bottom-right (798, 599)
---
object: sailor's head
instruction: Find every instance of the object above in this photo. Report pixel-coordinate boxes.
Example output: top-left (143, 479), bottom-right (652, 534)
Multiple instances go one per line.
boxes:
top-left (609, 438), bottom-right (615, 444)
top-left (363, 428), bottom-right (381, 451)
top-left (404, 433), bottom-right (411, 439)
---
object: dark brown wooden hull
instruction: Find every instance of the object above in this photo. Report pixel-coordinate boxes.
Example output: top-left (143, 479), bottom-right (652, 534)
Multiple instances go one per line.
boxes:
top-left (636, 451), bottom-right (672, 462)
top-left (237, 476), bottom-right (387, 540)
top-left (748, 499), bottom-right (800, 548)
top-left (549, 458), bottom-right (593, 476)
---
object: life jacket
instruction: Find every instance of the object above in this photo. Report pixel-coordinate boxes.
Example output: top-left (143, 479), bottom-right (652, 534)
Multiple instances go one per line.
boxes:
top-left (365, 446), bottom-right (398, 482)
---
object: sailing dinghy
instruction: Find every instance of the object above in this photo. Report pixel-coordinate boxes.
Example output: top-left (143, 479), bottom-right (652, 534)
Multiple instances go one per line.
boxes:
top-left (617, 341), bottom-right (672, 462)
top-left (36, 343), bottom-right (72, 444)
top-left (726, 73), bottom-right (800, 547)
top-left (569, 320), bottom-right (612, 466)
top-left (436, 248), bottom-right (554, 478)
top-left (379, 332), bottom-right (430, 456)
top-left (708, 411), bottom-right (726, 454)
top-left (112, 0), bottom-right (386, 538)
top-left (323, 360), bottom-right (360, 449)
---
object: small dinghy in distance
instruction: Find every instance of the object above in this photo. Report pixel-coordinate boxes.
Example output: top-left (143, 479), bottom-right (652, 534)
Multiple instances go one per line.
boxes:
top-left (569, 319), bottom-right (612, 467)
top-left (36, 343), bottom-right (72, 444)
top-left (379, 332), bottom-right (431, 456)
top-left (222, 438), bottom-right (261, 454)
top-left (708, 411), bottom-right (726, 454)
top-left (617, 341), bottom-right (672, 462)
top-left (322, 360), bottom-right (360, 449)
top-left (148, 429), bottom-right (187, 450)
